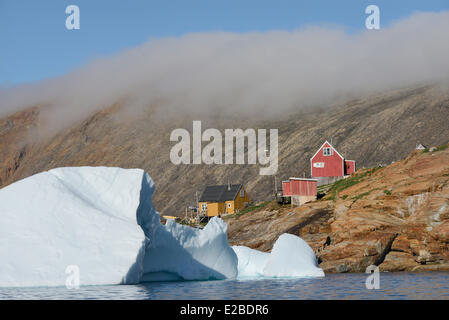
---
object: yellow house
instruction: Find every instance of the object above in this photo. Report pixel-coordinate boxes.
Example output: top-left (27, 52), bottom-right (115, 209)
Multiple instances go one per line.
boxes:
top-left (198, 184), bottom-right (250, 217)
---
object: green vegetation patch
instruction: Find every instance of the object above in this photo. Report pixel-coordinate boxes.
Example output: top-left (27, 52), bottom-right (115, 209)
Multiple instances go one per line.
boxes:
top-left (423, 143), bottom-right (448, 154)
top-left (232, 200), bottom-right (271, 219)
top-left (433, 144), bottom-right (448, 152)
top-left (352, 191), bottom-right (371, 201)
top-left (327, 167), bottom-right (382, 201)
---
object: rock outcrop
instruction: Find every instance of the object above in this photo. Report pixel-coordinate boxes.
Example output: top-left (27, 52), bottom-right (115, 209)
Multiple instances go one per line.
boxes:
top-left (227, 144), bottom-right (449, 272)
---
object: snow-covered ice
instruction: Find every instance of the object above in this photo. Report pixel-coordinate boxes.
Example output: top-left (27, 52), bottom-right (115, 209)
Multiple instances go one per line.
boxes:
top-left (0, 166), bottom-right (323, 288)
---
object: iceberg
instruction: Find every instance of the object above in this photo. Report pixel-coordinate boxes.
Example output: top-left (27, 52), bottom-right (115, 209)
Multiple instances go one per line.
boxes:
top-left (263, 234), bottom-right (325, 278)
top-left (233, 246), bottom-right (269, 278)
top-left (142, 217), bottom-right (237, 281)
top-left (233, 234), bottom-right (324, 278)
top-left (0, 166), bottom-right (322, 288)
top-left (0, 167), bottom-right (147, 287)
top-left (0, 167), bottom-right (237, 287)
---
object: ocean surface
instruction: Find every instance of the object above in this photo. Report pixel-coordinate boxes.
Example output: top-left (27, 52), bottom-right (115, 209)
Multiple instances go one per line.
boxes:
top-left (1, 272), bottom-right (448, 300)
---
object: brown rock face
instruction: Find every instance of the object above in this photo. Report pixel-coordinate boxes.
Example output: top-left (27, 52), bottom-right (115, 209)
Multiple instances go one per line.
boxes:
top-left (0, 107), bottom-right (39, 187)
top-left (227, 144), bottom-right (449, 273)
top-left (379, 252), bottom-right (419, 272)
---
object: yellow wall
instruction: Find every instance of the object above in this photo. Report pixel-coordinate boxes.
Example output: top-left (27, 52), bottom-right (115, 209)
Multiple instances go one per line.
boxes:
top-left (225, 200), bottom-right (234, 214)
top-left (199, 186), bottom-right (251, 217)
top-left (198, 201), bottom-right (224, 217)
top-left (233, 187), bottom-right (251, 213)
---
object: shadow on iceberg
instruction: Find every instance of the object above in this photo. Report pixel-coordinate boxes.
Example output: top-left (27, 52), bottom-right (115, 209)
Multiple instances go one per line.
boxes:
top-left (124, 172), bottom-right (238, 283)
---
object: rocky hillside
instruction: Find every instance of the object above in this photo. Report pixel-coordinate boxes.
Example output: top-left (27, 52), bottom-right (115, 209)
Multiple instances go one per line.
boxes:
top-left (1, 85), bottom-right (449, 215)
top-left (227, 143), bottom-right (449, 272)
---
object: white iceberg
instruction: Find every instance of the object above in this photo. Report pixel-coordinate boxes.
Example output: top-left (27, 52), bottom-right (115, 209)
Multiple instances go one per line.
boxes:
top-left (142, 217), bottom-right (237, 281)
top-left (233, 234), bottom-right (324, 278)
top-left (0, 166), bottom-right (322, 288)
top-left (263, 234), bottom-right (325, 278)
top-left (0, 167), bottom-right (237, 287)
top-left (0, 167), bottom-right (146, 287)
top-left (233, 246), bottom-right (269, 278)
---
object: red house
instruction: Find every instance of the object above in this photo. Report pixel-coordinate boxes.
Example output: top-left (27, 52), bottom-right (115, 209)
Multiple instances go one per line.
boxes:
top-left (282, 177), bottom-right (317, 206)
top-left (310, 141), bottom-right (356, 185)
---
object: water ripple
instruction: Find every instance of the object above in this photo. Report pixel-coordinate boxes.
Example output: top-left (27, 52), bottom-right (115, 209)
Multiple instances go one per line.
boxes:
top-left (1, 272), bottom-right (448, 300)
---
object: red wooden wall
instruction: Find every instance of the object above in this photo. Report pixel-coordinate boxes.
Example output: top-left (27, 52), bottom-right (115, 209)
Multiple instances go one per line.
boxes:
top-left (282, 178), bottom-right (317, 197)
top-left (345, 160), bottom-right (356, 175)
top-left (311, 142), bottom-right (344, 178)
top-left (282, 181), bottom-right (291, 196)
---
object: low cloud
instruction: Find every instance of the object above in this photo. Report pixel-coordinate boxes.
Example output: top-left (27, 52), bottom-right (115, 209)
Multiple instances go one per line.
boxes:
top-left (1, 11), bottom-right (449, 135)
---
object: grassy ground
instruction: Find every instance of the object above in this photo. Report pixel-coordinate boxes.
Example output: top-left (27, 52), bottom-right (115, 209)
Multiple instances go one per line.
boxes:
top-left (224, 200), bottom-right (272, 220)
top-left (325, 166), bottom-right (383, 201)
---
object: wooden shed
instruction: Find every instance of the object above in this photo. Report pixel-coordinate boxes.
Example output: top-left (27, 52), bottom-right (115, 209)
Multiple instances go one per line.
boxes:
top-left (282, 177), bottom-right (317, 206)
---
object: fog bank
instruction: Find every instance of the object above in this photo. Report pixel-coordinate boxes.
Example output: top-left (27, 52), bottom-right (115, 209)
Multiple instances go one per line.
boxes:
top-left (1, 11), bottom-right (449, 134)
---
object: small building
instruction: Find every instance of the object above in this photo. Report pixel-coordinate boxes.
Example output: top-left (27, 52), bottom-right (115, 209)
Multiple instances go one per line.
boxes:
top-left (416, 143), bottom-right (427, 150)
top-left (311, 140), bottom-right (356, 185)
top-left (162, 215), bottom-right (178, 220)
top-left (198, 184), bottom-right (250, 217)
top-left (345, 160), bottom-right (356, 175)
top-left (161, 215), bottom-right (180, 225)
top-left (282, 177), bottom-right (317, 206)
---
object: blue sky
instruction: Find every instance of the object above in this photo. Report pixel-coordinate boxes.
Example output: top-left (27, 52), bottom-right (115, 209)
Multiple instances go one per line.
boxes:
top-left (1, 0), bottom-right (449, 85)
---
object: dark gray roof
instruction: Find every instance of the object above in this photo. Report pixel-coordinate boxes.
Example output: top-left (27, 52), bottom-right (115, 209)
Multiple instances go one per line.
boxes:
top-left (199, 184), bottom-right (243, 202)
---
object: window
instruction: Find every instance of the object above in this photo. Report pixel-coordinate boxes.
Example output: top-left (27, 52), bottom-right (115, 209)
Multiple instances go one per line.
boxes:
top-left (313, 162), bottom-right (325, 168)
top-left (323, 147), bottom-right (332, 156)
top-left (201, 203), bottom-right (207, 211)
top-left (227, 203), bottom-right (232, 209)
top-left (240, 190), bottom-right (245, 197)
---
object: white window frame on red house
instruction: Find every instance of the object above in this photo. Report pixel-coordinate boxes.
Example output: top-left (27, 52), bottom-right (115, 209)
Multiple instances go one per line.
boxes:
top-left (323, 147), bottom-right (332, 156)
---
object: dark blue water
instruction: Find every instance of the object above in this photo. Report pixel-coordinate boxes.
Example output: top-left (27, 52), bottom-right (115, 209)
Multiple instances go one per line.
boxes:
top-left (1, 272), bottom-right (448, 300)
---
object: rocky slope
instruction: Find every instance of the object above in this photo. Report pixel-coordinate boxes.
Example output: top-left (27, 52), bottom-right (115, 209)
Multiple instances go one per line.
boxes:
top-left (227, 144), bottom-right (449, 272)
top-left (1, 85), bottom-right (449, 215)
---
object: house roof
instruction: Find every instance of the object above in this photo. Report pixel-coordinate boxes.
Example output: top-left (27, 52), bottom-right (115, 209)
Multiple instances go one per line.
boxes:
top-left (310, 140), bottom-right (344, 160)
top-left (289, 177), bottom-right (318, 181)
top-left (416, 144), bottom-right (427, 150)
top-left (199, 184), bottom-right (243, 202)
